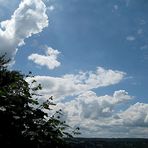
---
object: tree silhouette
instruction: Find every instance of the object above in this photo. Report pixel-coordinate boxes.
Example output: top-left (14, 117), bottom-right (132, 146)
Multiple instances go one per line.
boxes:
top-left (0, 55), bottom-right (79, 147)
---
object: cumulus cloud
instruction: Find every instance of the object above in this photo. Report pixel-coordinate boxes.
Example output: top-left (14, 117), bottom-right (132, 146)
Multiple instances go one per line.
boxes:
top-left (26, 67), bottom-right (126, 99)
top-left (25, 64), bottom-right (148, 137)
top-left (28, 46), bottom-right (61, 70)
top-left (59, 90), bottom-right (132, 120)
top-left (118, 102), bottom-right (148, 127)
top-left (0, 0), bottom-right (48, 61)
top-left (56, 92), bottom-right (148, 138)
top-left (54, 90), bottom-right (135, 137)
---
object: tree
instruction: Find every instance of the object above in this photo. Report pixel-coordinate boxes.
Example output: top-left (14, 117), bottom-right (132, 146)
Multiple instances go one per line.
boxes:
top-left (0, 55), bottom-right (79, 147)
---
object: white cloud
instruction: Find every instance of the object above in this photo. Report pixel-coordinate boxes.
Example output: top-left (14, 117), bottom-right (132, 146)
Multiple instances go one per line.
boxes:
top-left (54, 90), bottom-right (136, 137)
top-left (0, 0), bottom-right (48, 61)
top-left (26, 67), bottom-right (125, 99)
top-left (118, 102), bottom-right (148, 127)
top-left (25, 66), bottom-right (127, 137)
top-left (56, 92), bottom-right (148, 138)
top-left (113, 90), bottom-right (132, 103)
top-left (47, 5), bottom-right (55, 11)
top-left (126, 36), bottom-right (135, 41)
top-left (25, 64), bottom-right (148, 137)
top-left (60, 90), bottom-right (132, 120)
top-left (28, 46), bottom-right (61, 70)
top-left (113, 5), bottom-right (118, 10)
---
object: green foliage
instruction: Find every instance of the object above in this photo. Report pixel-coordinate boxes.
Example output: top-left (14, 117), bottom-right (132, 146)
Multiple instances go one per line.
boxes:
top-left (0, 55), bottom-right (80, 147)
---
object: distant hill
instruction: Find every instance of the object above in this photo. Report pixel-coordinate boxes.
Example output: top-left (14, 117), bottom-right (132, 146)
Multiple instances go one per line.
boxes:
top-left (66, 138), bottom-right (148, 148)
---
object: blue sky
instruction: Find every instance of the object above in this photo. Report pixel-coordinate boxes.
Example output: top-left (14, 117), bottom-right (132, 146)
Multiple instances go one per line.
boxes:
top-left (0, 0), bottom-right (148, 138)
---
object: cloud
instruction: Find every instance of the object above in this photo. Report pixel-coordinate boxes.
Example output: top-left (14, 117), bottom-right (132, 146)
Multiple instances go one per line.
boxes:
top-left (56, 91), bottom-right (148, 138)
top-left (126, 36), bottom-right (135, 41)
top-left (113, 5), bottom-right (118, 10)
top-left (47, 5), bottom-right (55, 11)
top-left (113, 90), bottom-right (132, 103)
top-left (118, 102), bottom-right (148, 127)
top-left (54, 90), bottom-right (135, 137)
top-left (28, 46), bottom-right (61, 70)
top-left (59, 90), bottom-right (132, 120)
top-left (25, 63), bottom-right (148, 137)
top-left (26, 67), bottom-right (126, 99)
top-left (0, 0), bottom-right (48, 61)
top-left (25, 66), bottom-right (127, 137)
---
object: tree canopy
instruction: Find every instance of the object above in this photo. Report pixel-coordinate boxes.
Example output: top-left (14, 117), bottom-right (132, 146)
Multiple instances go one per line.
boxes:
top-left (0, 55), bottom-right (79, 147)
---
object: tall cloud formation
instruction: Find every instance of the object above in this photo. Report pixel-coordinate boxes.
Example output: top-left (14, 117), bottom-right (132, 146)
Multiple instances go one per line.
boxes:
top-left (0, 0), bottom-right (48, 60)
top-left (28, 46), bottom-right (61, 70)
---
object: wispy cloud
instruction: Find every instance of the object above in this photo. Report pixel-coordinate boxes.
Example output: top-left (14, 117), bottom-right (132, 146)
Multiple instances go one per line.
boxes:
top-left (47, 5), bottom-right (55, 11)
top-left (28, 46), bottom-right (61, 70)
top-left (113, 5), bottom-right (119, 11)
top-left (126, 36), bottom-right (136, 41)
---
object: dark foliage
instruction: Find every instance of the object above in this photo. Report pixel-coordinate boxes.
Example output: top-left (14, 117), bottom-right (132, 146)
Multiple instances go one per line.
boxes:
top-left (67, 138), bottom-right (148, 148)
top-left (0, 55), bottom-right (80, 148)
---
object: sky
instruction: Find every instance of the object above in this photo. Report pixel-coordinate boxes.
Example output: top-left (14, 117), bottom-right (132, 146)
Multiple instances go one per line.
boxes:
top-left (0, 0), bottom-right (148, 138)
